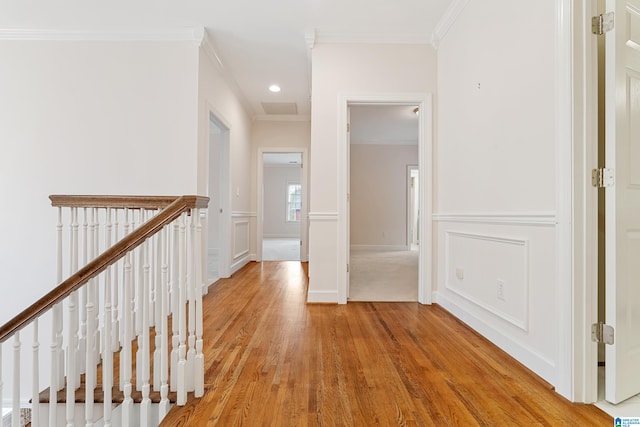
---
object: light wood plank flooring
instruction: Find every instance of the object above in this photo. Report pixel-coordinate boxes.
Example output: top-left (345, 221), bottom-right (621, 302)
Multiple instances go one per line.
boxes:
top-left (160, 261), bottom-right (611, 426)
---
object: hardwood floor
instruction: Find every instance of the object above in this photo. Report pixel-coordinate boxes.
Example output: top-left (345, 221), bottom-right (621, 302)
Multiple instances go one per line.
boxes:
top-left (160, 261), bottom-right (611, 426)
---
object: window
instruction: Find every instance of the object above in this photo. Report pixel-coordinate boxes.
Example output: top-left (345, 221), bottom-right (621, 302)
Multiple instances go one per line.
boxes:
top-left (286, 183), bottom-right (302, 222)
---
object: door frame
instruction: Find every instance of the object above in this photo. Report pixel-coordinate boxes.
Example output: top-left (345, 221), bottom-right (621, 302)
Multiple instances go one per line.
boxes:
top-left (337, 93), bottom-right (432, 305)
top-left (407, 165), bottom-right (419, 249)
top-left (256, 147), bottom-right (309, 262)
top-left (208, 110), bottom-right (232, 279)
top-left (562, 0), bottom-right (600, 403)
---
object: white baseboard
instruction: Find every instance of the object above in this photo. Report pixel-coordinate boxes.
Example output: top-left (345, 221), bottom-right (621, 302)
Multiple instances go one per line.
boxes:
top-left (434, 290), bottom-right (556, 386)
top-left (230, 254), bottom-right (251, 275)
top-left (307, 290), bottom-right (338, 303)
top-left (264, 234), bottom-right (300, 239)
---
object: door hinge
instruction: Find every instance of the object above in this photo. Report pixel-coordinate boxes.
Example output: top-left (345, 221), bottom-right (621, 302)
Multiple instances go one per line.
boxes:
top-left (592, 322), bottom-right (615, 345)
top-left (592, 12), bottom-right (614, 35)
top-left (592, 168), bottom-right (615, 188)
top-left (347, 123), bottom-right (350, 132)
top-left (347, 264), bottom-right (350, 273)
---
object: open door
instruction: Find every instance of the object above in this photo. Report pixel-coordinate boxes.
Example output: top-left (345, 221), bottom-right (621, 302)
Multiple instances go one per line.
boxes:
top-left (604, 0), bottom-right (640, 404)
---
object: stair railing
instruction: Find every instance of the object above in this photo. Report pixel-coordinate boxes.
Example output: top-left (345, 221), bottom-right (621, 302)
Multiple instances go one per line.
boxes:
top-left (0, 195), bottom-right (209, 427)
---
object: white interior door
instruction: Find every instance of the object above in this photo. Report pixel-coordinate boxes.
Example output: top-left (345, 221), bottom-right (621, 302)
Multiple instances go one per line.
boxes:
top-left (605, 0), bottom-right (640, 404)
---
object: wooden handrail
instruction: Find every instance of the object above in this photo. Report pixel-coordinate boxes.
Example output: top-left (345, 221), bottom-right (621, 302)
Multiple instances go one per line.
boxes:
top-left (0, 195), bottom-right (209, 343)
top-left (50, 195), bottom-right (209, 210)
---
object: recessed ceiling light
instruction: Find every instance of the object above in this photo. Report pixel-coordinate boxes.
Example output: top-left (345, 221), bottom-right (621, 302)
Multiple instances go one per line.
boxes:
top-left (269, 84), bottom-right (281, 93)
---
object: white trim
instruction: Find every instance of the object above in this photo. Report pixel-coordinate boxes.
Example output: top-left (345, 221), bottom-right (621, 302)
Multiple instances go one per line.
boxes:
top-left (200, 29), bottom-right (254, 117)
top-left (207, 109), bottom-right (233, 279)
top-left (257, 148), bottom-right (309, 262)
top-left (230, 254), bottom-right (251, 275)
top-left (435, 291), bottom-right (556, 385)
top-left (570, 0), bottom-right (600, 404)
top-left (337, 92), bottom-right (433, 306)
top-left (433, 212), bottom-right (557, 226)
top-left (308, 212), bottom-right (338, 221)
top-left (231, 212), bottom-right (257, 218)
top-left (444, 231), bottom-right (530, 332)
top-left (555, 0), bottom-right (577, 401)
top-left (430, 0), bottom-right (471, 48)
top-left (0, 27), bottom-right (204, 42)
top-left (307, 290), bottom-right (339, 303)
top-left (314, 32), bottom-right (431, 45)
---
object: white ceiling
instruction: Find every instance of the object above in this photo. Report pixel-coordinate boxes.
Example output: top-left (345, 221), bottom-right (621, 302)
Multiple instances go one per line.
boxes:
top-left (0, 0), bottom-right (454, 119)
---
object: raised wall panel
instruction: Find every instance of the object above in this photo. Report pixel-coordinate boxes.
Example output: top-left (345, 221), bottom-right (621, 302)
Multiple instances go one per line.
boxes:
top-left (445, 231), bottom-right (529, 331)
top-left (629, 72), bottom-right (640, 186)
top-left (232, 219), bottom-right (250, 260)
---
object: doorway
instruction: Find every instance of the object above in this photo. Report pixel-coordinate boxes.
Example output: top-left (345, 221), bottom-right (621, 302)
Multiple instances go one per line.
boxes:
top-left (207, 113), bottom-right (231, 283)
top-left (257, 148), bottom-right (308, 262)
top-left (262, 152), bottom-right (302, 261)
top-left (347, 105), bottom-right (419, 302)
top-left (337, 93), bottom-right (433, 305)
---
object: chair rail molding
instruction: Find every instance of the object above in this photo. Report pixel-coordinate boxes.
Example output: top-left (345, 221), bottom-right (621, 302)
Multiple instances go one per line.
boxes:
top-left (433, 212), bottom-right (557, 226)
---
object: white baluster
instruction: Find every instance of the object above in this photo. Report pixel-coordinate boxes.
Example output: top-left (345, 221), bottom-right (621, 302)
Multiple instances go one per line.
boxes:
top-left (186, 211), bottom-right (195, 392)
top-left (112, 209), bottom-right (120, 352)
top-left (31, 321), bottom-right (39, 427)
top-left (103, 208), bottom-right (113, 427)
top-left (170, 220), bottom-right (180, 391)
top-left (12, 333), bottom-right (20, 427)
top-left (159, 226), bottom-right (170, 419)
top-left (55, 207), bottom-right (64, 390)
top-left (200, 209), bottom-right (208, 296)
top-left (177, 212), bottom-right (187, 405)
top-left (85, 278), bottom-right (96, 425)
top-left (67, 207), bottom-right (79, 427)
top-left (153, 231), bottom-right (161, 391)
top-left (0, 343), bottom-right (3, 426)
top-left (194, 208), bottom-right (205, 397)
top-left (150, 230), bottom-right (157, 329)
top-left (121, 248), bottom-right (133, 427)
top-left (92, 207), bottom-right (101, 363)
top-left (140, 236), bottom-right (152, 425)
top-left (135, 210), bottom-right (146, 390)
top-left (49, 309), bottom-right (58, 425)
top-left (78, 209), bottom-right (88, 375)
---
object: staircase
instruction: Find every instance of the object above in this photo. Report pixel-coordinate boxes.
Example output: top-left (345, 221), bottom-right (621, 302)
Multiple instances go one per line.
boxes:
top-left (0, 195), bottom-right (209, 426)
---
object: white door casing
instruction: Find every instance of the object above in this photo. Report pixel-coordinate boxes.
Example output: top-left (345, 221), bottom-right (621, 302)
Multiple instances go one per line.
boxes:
top-left (605, 0), bottom-right (640, 404)
top-left (338, 93), bottom-right (432, 305)
top-left (257, 147), bottom-right (309, 262)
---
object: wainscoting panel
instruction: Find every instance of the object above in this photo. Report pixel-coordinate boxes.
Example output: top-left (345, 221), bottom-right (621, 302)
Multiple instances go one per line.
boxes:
top-left (231, 212), bottom-right (254, 273)
top-left (445, 231), bottom-right (529, 331)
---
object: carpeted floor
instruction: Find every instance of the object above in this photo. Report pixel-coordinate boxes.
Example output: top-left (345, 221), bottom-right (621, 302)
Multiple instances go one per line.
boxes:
top-left (349, 247), bottom-right (419, 302)
top-left (263, 237), bottom-right (301, 261)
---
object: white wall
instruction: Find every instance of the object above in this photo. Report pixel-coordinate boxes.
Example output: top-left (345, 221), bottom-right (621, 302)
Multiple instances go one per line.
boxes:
top-left (197, 42), bottom-right (254, 273)
top-left (0, 40), bottom-right (199, 324)
top-left (263, 166), bottom-right (301, 238)
top-left (434, 0), bottom-right (559, 386)
top-left (308, 43), bottom-right (436, 302)
top-left (350, 144), bottom-right (417, 247)
top-left (251, 120), bottom-right (311, 259)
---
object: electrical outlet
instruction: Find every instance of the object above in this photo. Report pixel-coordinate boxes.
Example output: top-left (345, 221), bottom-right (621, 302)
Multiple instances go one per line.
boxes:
top-left (497, 280), bottom-right (505, 301)
top-left (455, 268), bottom-right (464, 280)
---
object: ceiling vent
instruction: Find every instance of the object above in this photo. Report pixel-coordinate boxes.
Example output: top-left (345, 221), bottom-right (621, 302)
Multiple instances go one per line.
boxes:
top-left (261, 102), bottom-right (298, 115)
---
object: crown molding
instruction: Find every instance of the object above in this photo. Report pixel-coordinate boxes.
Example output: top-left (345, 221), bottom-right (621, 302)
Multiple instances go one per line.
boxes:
top-left (314, 32), bottom-right (431, 45)
top-left (430, 0), bottom-right (471, 49)
top-left (200, 28), bottom-right (255, 118)
top-left (0, 27), bottom-right (204, 42)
